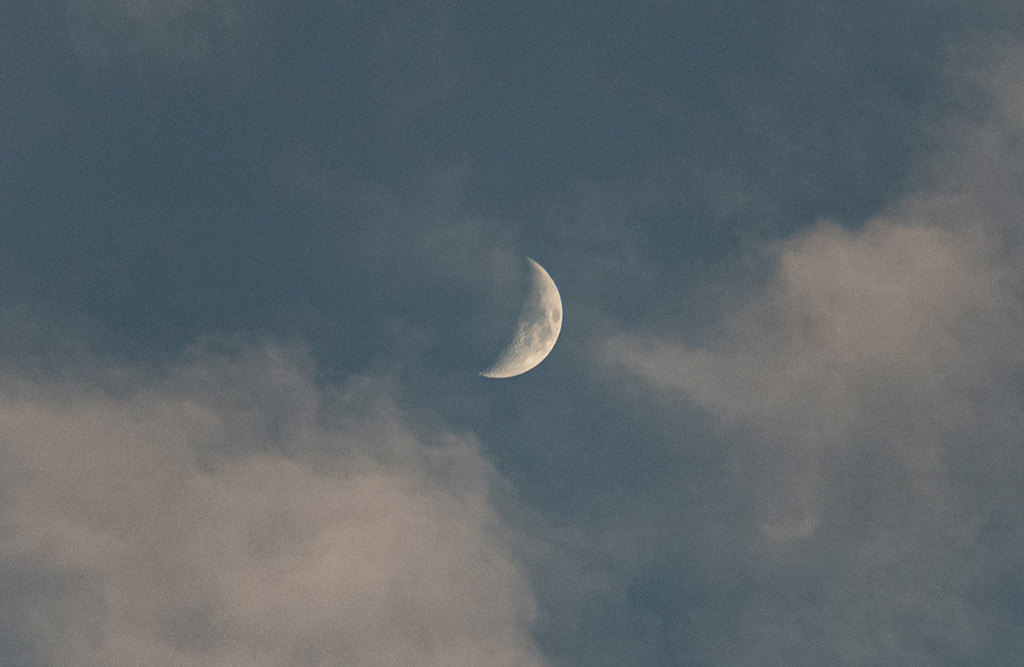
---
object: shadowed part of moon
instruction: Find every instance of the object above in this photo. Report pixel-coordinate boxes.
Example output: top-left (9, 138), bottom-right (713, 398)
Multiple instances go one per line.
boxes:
top-left (480, 258), bottom-right (563, 378)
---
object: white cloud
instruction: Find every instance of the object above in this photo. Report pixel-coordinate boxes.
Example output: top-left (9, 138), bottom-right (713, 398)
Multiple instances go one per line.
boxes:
top-left (0, 344), bottom-right (546, 667)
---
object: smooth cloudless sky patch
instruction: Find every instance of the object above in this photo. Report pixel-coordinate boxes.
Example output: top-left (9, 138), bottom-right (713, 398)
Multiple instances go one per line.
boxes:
top-left (2, 1), bottom-right (1024, 666)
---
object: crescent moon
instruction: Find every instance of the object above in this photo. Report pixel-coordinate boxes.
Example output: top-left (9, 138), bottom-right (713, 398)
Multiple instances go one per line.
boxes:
top-left (480, 258), bottom-right (563, 378)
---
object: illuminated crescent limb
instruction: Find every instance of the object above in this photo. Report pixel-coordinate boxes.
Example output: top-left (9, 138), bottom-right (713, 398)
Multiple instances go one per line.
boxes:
top-left (480, 258), bottom-right (563, 378)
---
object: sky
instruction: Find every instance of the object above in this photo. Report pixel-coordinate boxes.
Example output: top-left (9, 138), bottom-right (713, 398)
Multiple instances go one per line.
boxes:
top-left (2, 1), bottom-right (1024, 666)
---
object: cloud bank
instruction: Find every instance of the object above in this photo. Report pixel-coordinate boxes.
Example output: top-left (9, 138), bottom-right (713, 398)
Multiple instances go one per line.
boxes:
top-left (603, 44), bottom-right (1024, 665)
top-left (0, 345), bottom-right (545, 667)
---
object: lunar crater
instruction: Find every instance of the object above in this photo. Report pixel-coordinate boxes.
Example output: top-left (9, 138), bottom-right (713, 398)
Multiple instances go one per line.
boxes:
top-left (480, 258), bottom-right (562, 379)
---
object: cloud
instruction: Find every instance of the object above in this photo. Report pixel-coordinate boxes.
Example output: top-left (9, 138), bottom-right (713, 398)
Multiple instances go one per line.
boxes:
top-left (65, 0), bottom-right (263, 69)
top-left (601, 42), bottom-right (1024, 664)
top-left (0, 343), bottom-right (546, 667)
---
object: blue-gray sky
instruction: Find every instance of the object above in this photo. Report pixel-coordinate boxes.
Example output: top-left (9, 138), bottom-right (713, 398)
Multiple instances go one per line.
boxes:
top-left (3, 2), bottom-right (1024, 666)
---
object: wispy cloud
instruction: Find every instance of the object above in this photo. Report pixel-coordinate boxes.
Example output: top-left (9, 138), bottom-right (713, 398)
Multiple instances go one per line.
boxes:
top-left (601, 41), bottom-right (1024, 664)
top-left (0, 343), bottom-right (546, 667)
top-left (65, 0), bottom-right (263, 69)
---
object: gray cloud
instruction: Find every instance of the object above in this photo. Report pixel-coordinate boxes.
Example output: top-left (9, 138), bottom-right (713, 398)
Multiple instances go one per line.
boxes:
top-left (0, 344), bottom-right (546, 667)
top-left (601, 42), bottom-right (1024, 665)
